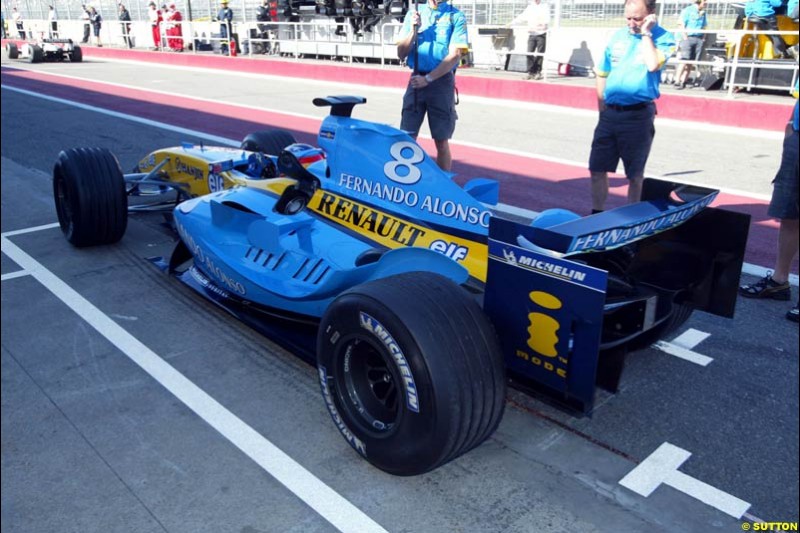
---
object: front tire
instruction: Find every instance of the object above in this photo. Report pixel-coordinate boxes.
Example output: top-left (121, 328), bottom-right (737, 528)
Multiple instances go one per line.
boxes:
top-left (317, 272), bottom-right (506, 476)
top-left (7, 43), bottom-right (19, 60)
top-left (53, 148), bottom-right (128, 247)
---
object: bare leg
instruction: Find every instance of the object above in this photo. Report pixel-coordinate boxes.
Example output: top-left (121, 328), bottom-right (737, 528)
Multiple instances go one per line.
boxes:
top-left (590, 170), bottom-right (608, 211)
top-left (627, 174), bottom-right (644, 203)
top-left (674, 63), bottom-right (685, 84)
top-left (773, 218), bottom-right (799, 284)
top-left (680, 64), bottom-right (692, 85)
top-left (434, 139), bottom-right (452, 171)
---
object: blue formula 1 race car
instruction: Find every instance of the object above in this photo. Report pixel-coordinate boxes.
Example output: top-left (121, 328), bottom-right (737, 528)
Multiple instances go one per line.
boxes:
top-left (52, 96), bottom-right (750, 476)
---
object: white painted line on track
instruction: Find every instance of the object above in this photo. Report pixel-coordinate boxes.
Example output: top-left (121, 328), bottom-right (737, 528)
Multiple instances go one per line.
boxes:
top-left (2, 222), bottom-right (61, 236)
top-left (1, 86), bottom-right (793, 284)
top-left (1, 270), bottom-right (30, 281)
top-left (670, 328), bottom-right (710, 350)
top-left (0, 231), bottom-right (388, 533)
top-left (652, 341), bottom-right (714, 366)
top-left (620, 442), bottom-right (751, 519)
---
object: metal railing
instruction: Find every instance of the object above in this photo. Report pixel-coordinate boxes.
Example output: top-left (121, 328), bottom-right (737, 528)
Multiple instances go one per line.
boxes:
top-left (7, 17), bottom-right (797, 95)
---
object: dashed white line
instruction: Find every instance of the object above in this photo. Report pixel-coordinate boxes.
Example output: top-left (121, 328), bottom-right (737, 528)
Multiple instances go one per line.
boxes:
top-left (653, 341), bottom-right (714, 367)
top-left (670, 328), bottom-right (711, 351)
top-left (1, 270), bottom-right (30, 281)
top-left (653, 328), bottom-right (713, 366)
top-left (0, 231), bottom-right (388, 533)
top-left (620, 442), bottom-right (751, 519)
top-left (2, 222), bottom-right (61, 236)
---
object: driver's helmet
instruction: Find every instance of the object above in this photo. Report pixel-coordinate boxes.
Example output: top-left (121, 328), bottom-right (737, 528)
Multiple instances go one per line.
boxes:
top-left (245, 152), bottom-right (276, 179)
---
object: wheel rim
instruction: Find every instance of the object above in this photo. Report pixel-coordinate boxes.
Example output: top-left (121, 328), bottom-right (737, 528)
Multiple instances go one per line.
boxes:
top-left (54, 174), bottom-right (74, 236)
top-left (337, 337), bottom-right (400, 433)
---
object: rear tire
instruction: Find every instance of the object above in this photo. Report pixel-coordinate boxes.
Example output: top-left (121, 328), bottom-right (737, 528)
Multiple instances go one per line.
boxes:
top-left (29, 45), bottom-right (44, 63)
top-left (53, 148), bottom-right (128, 247)
top-left (660, 302), bottom-right (694, 337)
top-left (70, 45), bottom-right (83, 62)
top-left (7, 43), bottom-right (19, 60)
top-left (317, 272), bottom-right (506, 476)
top-left (240, 129), bottom-right (296, 156)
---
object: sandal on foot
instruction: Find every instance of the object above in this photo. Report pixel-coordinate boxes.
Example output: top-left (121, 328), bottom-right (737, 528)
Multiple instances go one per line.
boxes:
top-left (739, 273), bottom-right (790, 300)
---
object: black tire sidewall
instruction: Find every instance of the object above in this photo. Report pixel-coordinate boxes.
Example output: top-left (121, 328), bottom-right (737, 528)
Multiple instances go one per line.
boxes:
top-left (240, 130), bottom-right (296, 156)
top-left (318, 292), bottom-right (454, 475)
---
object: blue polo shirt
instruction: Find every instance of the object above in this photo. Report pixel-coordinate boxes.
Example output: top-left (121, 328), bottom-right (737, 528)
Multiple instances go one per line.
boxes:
top-left (744, 0), bottom-right (782, 18)
top-left (680, 4), bottom-right (707, 36)
top-left (596, 26), bottom-right (676, 106)
top-left (792, 80), bottom-right (799, 132)
top-left (398, 1), bottom-right (469, 73)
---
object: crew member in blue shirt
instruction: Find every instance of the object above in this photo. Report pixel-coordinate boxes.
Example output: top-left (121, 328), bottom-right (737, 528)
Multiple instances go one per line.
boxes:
top-left (217, 0), bottom-right (234, 55)
top-left (673, 0), bottom-right (707, 89)
top-left (743, 0), bottom-right (788, 58)
top-left (588, 0), bottom-right (675, 212)
top-left (740, 80), bottom-right (799, 322)
top-left (396, 0), bottom-right (469, 171)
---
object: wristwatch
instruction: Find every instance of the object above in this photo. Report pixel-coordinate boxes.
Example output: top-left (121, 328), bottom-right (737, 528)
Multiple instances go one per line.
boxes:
top-left (424, 73), bottom-right (433, 83)
top-left (642, 31), bottom-right (653, 38)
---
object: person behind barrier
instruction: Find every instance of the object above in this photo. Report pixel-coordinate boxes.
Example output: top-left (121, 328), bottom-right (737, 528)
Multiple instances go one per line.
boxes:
top-left (510, 0), bottom-right (550, 81)
top-left (588, 0), bottom-right (675, 212)
top-left (673, 0), bottom-right (707, 89)
top-left (396, 0), bottom-right (469, 171)
top-left (89, 6), bottom-right (103, 47)
top-left (217, 0), bottom-right (234, 55)
top-left (743, 0), bottom-right (789, 58)
top-left (119, 3), bottom-right (133, 48)
top-left (255, 0), bottom-right (272, 54)
top-left (79, 5), bottom-right (91, 43)
top-left (147, 1), bottom-right (162, 49)
top-left (12, 7), bottom-right (26, 40)
top-left (740, 80), bottom-right (799, 323)
top-left (48, 5), bottom-right (58, 38)
top-left (166, 3), bottom-right (184, 51)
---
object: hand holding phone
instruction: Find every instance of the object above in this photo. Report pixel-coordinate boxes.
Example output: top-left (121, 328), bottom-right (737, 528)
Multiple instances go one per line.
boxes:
top-left (643, 14), bottom-right (657, 32)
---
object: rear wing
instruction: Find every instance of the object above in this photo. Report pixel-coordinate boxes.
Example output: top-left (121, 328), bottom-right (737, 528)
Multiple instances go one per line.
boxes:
top-left (483, 179), bottom-right (750, 413)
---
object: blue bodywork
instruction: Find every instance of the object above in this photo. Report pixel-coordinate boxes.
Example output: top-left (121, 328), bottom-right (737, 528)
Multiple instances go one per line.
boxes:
top-left (171, 96), bottom-right (750, 413)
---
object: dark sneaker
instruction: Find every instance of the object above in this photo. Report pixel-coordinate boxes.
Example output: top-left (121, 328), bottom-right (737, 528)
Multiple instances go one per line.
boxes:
top-left (788, 304), bottom-right (799, 323)
top-left (739, 273), bottom-right (791, 300)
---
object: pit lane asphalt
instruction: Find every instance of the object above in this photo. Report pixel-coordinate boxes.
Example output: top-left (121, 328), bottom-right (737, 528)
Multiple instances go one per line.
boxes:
top-left (1, 61), bottom-right (798, 532)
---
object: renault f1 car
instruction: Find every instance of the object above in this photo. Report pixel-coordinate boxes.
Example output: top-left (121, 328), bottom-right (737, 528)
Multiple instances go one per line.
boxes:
top-left (52, 96), bottom-right (750, 476)
top-left (5, 38), bottom-right (83, 63)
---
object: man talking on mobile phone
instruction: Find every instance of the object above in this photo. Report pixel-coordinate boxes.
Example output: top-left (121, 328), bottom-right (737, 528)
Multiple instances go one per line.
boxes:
top-left (588, 0), bottom-right (675, 212)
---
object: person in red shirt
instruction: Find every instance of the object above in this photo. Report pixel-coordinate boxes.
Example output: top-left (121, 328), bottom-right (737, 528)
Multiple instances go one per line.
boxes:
top-left (166, 3), bottom-right (184, 51)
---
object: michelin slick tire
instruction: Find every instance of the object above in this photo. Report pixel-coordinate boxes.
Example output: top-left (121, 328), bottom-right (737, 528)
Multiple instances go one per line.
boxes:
top-left (240, 129), bottom-right (296, 156)
top-left (53, 148), bottom-right (128, 247)
top-left (7, 43), bottom-right (19, 59)
top-left (70, 45), bottom-right (83, 62)
top-left (317, 272), bottom-right (506, 476)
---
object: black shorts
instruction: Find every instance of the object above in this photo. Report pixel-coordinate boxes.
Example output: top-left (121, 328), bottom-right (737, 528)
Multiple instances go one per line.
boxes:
top-left (589, 102), bottom-right (656, 179)
top-left (400, 71), bottom-right (457, 141)
top-left (768, 128), bottom-right (799, 220)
